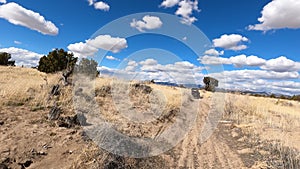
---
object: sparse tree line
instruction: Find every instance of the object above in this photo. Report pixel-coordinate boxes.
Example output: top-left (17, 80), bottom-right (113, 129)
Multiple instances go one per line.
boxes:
top-left (37, 49), bottom-right (99, 78)
top-left (1, 49), bottom-right (99, 78)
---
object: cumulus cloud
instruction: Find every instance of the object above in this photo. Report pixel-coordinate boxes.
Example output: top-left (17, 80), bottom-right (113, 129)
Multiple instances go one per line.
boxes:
top-left (87, 0), bottom-right (110, 11)
top-left (199, 54), bottom-right (266, 67)
top-left (67, 35), bottom-right (127, 58)
top-left (160, 0), bottom-right (199, 25)
top-left (0, 47), bottom-right (43, 67)
top-left (204, 49), bottom-right (224, 56)
top-left (87, 35), bottom-right (127, 53)
top-left (125, 60), bottom-right (138, 72)
top-left (209, 70), bottom-right (300, 95)
top-left (176, 0), bottom-right (199, 25)
top-left (94, 1), bottom-right (110, 11)
top-left (100, 58), bottom-right (204, 84)
top-left (200, 55), bottom-right (300, 73)
top-left (0, 0), bottom-right (6, 4)
top-left (130, 15), bottom-right (163, 32)
top-left (160, 0), bottom-right (180, 8)
top-left (261, 56), bottom-right (300, 72)
top-left (230, 55), bottom-right (266, 67)
top-left (213, 34), bottom-right (249, 51)
top-left (106, 55), bottom-right (120, 61)
top-left (248, 0), bottom-right (300, 31)
top-left (139, 58), bottom-right (158, 66)
top-left (0, 2), bottom-right (58, 35)
top-left (67, 42), bottom-right (98, 58)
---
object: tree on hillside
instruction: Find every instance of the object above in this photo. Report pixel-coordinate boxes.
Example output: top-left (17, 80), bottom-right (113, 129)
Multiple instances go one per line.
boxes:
top-left (0, 52), bottom-right (15, 66)
top-left (203, 76), bottom-right (219, 92)
top-left (74, 58), bottom-right (99, 79)
top-left (37, 49), bottom-right (77, 73)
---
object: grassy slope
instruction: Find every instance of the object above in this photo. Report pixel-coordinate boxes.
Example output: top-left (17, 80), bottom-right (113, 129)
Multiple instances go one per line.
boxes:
top-left (0, 66), bottom-right (299, 168)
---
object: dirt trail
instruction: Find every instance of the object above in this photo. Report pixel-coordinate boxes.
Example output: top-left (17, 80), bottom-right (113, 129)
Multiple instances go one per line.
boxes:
top-left (0, 99), bottom-right (248, 169)
top-left (166, 99), bottom-right (245, 169)
top-left (1, 97), bottom-right (294, 168)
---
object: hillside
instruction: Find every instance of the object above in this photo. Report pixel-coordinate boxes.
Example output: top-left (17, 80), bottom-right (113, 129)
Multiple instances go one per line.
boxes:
top-left (0, 66), bottom-right (299, 169)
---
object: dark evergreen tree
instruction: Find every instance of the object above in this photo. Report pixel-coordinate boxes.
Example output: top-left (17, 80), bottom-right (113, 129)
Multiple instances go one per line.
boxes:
top-left (37, 49), bottom-right (77, 73)
top-left (0, 52), bottom-right (15, 66)
top-left (74, 58), bottom-right (99, 79)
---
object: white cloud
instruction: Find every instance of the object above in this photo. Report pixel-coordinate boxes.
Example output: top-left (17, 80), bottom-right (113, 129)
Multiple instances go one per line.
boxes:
top-left (209, 70), bottom-right (300, 95)
top-left (100, 58), bottom-right (204, 84)
top-left (0, 0), bottom-right (6, 4)
top-left (87, 35), bottom-right (127, 53)
top-left (230, 55), bottom-right (266, 67)
top-left (14, 40), bottom-right (22, 45)
top-left (87, 0), bottom-right (110, 11)
top-left (139, 58), bottom-right (158, 66)
top-left (261, 56), bottom-right (300, 72)
top-left (248, 0), bottom-right (300, 31)
top-left (182, 36), bottom-right (187, 41)
top-left (67, 42), bottom-right (98, 58)
top-left (200, 54), bottom-right (300, 73)
top-left (125, 60), bottom-right (138, 72)
top-left (0, 47), bottom-right (43, 67)
top-left (175, 0), bottom-right (199, 25)
top-left (160, 0), bottom-right (199, 25)
top-left (0, 2), bottom-right (58, 35)
top-left (213, 34), bottom-right (249, 51)
top-left (214, 70), bottom-right (299, 81)
top-left (88, 0), bottom-right (95, 6)
top-left (160, 0), bottom-right (180, 8)
top-left (199, 54), bottom-right (266, 67)
top-left (94, 1), bottom-right (110, 11)
top-left (204, 49), bottom-right (224, 56)
top-left (130, 15), bottom-right (163, 32)
top-left (199, 55), bottom-right (230, 65)
top-left (106, 55), bottom-right (120, 61)
top-left (98, 57), bottom-right (300, 95)
top-left (68, 35), bottom-right (127, 58)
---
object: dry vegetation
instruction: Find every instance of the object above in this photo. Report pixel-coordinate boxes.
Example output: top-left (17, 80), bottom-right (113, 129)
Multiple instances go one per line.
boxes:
top-left (221, 92), bottom-right (300, 168)
top-left (0, 66), bottom-right (299, 168)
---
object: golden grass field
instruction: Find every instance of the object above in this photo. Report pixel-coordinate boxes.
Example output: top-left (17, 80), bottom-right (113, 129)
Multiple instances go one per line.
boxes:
top-left (0, 65), bottom-right (299, 168)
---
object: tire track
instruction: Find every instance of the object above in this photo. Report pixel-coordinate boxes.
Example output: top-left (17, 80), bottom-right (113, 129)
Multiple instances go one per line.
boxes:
top-left (172, 99), bottom-right (245, 169)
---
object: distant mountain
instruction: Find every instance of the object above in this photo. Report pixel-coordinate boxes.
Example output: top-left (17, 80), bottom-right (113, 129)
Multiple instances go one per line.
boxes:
top-left (154, 82), bottom-right (202, 88)
top-left (154, 82), bottom-right (179, 87)
top-left (182, 84), bottom-right (202, 88)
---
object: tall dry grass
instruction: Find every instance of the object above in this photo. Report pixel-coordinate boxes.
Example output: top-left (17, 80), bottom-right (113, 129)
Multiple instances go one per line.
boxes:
top-left (222, 92), bottom-right (300, 168)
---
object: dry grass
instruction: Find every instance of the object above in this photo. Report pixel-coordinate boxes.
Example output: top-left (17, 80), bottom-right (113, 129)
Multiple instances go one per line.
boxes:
top-left (223, 92), bottom-right (300, 168)
top-left (1, 66), bottom-right (299, 168)
top-left (0, 66), bottom-right (60, 107)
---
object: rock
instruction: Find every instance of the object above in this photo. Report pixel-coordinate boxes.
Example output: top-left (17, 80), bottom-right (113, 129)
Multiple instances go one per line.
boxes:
top-left (131, 83), bottom-right (152, 94)
top-left (48, 105), bottom-right (61, 120)
top-left (58, 114), bottom-right (87, 128)
top-left (50, 84), bottom-right (60, 96)
top-left (0, 121), bottom-right (4, 125)
top-left (191, 88), bottom-right (200, 99)
top-left (18, 159), bottom-right (33, 168)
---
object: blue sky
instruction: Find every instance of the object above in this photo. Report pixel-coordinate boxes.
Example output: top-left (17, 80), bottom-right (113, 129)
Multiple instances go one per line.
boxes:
top-left (0, 0), bottom-right (300, 95)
